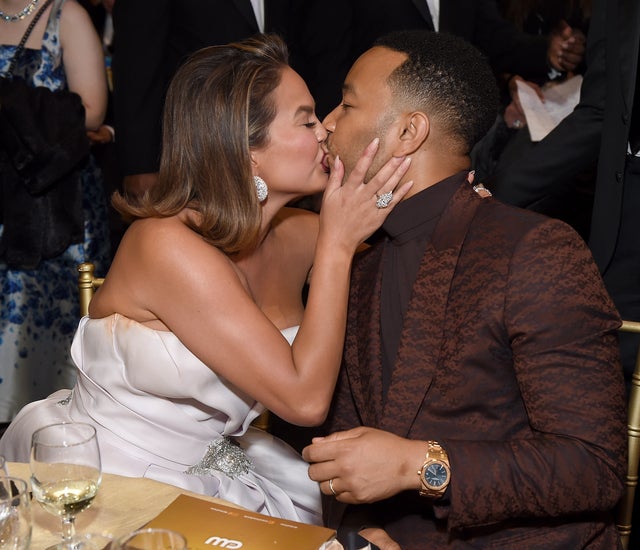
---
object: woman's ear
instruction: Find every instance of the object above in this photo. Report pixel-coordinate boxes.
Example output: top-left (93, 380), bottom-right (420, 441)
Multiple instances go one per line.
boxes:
top-left (249, 151), bottom-right (259, 175)
top-left (395, 111), bottom-right (429, 155)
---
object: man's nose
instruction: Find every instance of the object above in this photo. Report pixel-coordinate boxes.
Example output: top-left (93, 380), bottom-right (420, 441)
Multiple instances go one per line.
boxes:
top-left (322, 108), bottom-right (337, 133)
top-left (316, 124), bottom-right (328, 143)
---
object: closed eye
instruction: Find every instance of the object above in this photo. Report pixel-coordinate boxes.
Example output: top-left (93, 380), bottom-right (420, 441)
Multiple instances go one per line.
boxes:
top-left (304, 121), bottom-right (317, 128)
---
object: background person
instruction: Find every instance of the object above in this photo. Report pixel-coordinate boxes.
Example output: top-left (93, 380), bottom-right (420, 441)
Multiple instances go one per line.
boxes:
top-left (0, 0), bottom-right (110, 423)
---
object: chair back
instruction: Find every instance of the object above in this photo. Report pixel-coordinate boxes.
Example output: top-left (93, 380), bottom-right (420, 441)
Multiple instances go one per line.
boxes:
top-left (78, 262), bottom-right (105, 317)
top-left (617, 319), bottom-right (640, 549)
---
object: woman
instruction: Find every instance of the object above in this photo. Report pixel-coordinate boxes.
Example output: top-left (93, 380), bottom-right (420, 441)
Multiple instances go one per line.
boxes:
top-left (0, 34), bottom-right (412, 524)
top-left (0, 0), bottom-right (110, 421)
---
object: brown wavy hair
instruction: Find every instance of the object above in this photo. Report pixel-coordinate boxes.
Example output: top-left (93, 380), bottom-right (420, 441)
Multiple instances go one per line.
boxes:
top-left (113, 34), bottom-right (289, 254)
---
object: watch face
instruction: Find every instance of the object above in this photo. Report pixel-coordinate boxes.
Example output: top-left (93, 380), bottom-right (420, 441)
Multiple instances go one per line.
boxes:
top-left (424, 462), bottom-right (448, 488)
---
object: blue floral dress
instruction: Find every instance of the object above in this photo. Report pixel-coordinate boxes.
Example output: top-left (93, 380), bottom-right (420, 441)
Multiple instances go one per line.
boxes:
top-left (0, 0), bottom-right (110, 421)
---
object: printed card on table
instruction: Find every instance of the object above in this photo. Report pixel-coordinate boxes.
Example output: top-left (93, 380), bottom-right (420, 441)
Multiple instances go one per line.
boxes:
top-left (144, 493), bottom-right (338, 549)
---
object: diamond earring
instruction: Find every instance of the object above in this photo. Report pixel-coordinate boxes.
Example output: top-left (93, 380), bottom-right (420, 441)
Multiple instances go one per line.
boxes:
top-left (254, 175), bottom-right (268, 202)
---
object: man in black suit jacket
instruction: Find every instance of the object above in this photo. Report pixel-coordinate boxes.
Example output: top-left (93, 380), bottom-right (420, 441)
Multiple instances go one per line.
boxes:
top-left (112, 0), bottom-right (296, 196)
top-left (588, 0), bottom-right (640, 324)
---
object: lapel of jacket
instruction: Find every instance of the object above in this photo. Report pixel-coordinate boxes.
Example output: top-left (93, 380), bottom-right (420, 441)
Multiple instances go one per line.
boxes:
top-left (233, 0), bottom-right (259, 31)
top-left (346, 244), bottom-right (386, 427)
top-left (411, 0), bottom-right (435, 30)
top-left (381, 181), bottom-right (483, 436)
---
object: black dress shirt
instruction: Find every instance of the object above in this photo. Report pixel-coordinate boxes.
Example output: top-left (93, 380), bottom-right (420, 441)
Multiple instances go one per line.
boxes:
top-left (380, 171), bottom-right (467, 397)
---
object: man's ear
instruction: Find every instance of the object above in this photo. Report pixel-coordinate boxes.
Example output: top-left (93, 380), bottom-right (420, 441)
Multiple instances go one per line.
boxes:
top-left (395, 111), bottom-right (429, 155)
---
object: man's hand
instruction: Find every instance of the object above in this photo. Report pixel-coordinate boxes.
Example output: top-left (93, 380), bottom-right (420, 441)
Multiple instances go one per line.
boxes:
top-left (548, 21), bottom-right (586, 73)
top-left (359, 528), bottom-right (401, 550)
top-left (302, 426), bottom-right (425, 504)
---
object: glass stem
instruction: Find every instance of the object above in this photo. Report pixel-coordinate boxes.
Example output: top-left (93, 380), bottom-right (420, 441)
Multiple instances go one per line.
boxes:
top-left (61, 514), bottom-right (76, 542)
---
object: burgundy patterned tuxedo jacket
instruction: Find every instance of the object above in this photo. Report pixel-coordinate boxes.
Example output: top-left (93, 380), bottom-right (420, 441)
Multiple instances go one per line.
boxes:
top-left (326, 179), bottom-right (626, 548)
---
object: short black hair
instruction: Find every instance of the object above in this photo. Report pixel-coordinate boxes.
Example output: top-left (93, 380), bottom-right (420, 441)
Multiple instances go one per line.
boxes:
top-left (374, 30), bottom-right (499, 153)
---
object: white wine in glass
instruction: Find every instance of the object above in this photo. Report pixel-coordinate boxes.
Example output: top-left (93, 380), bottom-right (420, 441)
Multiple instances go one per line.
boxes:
top-left (30, 423), bottom-right (101, 550)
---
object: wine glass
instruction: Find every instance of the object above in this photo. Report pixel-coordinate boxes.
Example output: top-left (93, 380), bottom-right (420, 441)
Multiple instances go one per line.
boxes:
top-left (30, 423), bottom-right (102, 550)
top-left (115, 528), bottom-right (187, 550)
top-left (0, 477), bottom-right (32, 549)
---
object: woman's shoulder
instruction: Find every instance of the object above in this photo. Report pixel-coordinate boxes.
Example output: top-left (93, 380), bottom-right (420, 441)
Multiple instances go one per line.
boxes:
top-left (59, 0), bottom-right (90, 24)
top-left (91, 215), bottom-right (242, 321)
top-left (122, 215), bottom-right (230, 267)
top-left (59, 0), bottom-right (100, 45)
top-left (125, 215), bottom-right (187, 240)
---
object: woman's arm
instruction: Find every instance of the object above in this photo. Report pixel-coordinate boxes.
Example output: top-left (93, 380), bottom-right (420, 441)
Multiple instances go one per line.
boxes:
top-left (286, 147), bottom-right (412, 424)
top-left (59, 0), bottom-right (107, 130)
top-left (95, 143), bottom-right (412, 427)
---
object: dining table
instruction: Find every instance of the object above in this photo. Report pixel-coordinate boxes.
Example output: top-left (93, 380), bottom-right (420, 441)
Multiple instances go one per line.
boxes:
top-left (8, 461), bottom-right (240, 548)
top-left (8, 462), bottom-right (344, 549)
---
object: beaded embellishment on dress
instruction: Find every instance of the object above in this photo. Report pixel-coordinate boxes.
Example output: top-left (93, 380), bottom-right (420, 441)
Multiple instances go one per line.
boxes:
top-left (186, 437), bottom-right (253, 479)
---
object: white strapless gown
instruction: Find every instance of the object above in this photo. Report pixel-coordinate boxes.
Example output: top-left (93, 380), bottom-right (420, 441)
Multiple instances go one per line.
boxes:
top-left (0, 314), bottom-right (321, 525)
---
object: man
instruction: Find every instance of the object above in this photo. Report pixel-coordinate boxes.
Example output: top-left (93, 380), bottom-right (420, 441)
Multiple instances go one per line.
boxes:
top-left (588, 0), bottom-right (640, 411)
top-left (303, 30), bottom-right (626, 549)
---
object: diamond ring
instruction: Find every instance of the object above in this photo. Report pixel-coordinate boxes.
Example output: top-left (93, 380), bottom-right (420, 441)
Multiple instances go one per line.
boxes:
top-left (512, 119), bottom-right (523, 129)
top-left (375, 191), bottom-right (393, 209)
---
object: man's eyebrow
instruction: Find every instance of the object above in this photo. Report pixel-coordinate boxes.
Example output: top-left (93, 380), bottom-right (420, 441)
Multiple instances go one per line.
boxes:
top-left (342, 83), bottom-right (355, 96)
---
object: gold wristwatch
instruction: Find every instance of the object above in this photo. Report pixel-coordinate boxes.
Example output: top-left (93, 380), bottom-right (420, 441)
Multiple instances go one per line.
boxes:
top-left (417, 441), bottom-right (451, 498)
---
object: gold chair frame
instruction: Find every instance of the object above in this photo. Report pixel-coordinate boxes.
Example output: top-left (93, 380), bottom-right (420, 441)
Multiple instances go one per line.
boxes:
top-left (617, 319), bottom-right (640, 549)
top-left (78, 262), bottom-right (104, 317)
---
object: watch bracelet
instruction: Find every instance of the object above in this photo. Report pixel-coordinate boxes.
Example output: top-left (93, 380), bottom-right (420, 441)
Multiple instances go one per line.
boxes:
top-left (417, 440), bottom-right (450, 498)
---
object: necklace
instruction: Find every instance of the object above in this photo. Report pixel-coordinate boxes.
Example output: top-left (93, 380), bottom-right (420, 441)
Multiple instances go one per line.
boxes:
top-left (0, 0), bottom-right (40, 22)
